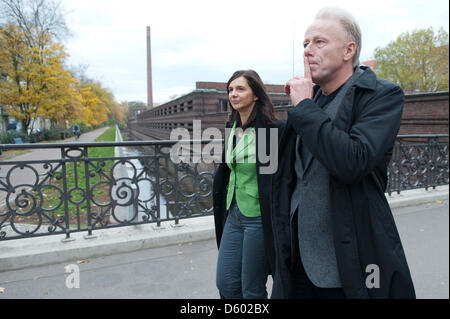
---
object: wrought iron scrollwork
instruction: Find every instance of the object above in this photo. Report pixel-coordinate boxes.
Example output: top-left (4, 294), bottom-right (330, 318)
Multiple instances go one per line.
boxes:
top-left (387, 135), bottom-right (449, 195)
top-left (0, 134), bottom-right (448, 240)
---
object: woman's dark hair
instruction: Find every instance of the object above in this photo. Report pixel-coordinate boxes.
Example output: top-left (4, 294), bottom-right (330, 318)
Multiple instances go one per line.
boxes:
top-left (226, 70), bottom-right (277, 129)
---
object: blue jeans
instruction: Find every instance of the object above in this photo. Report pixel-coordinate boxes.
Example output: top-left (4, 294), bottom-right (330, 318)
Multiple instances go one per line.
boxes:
top-left (216, 201), bottom-right (270, 299)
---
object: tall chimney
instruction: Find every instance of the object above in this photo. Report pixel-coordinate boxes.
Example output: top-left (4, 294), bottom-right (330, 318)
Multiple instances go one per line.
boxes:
top-left (146, 26), bottom-right (153, 108)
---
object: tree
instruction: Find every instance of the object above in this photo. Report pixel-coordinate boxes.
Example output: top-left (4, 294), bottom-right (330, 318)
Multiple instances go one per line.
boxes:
top-left (0, 0), bottom-right (75, 133)
top-left (374, 27), bottom-right (449, 92)
top-left (37, 53), bottom-right (80, 128)
top-left (89, 82), bottom-right (126, 124)
top-left (76, 84), bottom-right (108, 126)
top-left (0, 23), bottom-right (76, 133)
top-left (1, 0), bottom-right (125, 132)
top-left (106, 98), bottom-right (126, 124)
top-left (123, 100), bottom-right (147, 122)
top-left (73, 75), bottom-right (126, 125)
top-left (0, 0), bottom-right (70, 47)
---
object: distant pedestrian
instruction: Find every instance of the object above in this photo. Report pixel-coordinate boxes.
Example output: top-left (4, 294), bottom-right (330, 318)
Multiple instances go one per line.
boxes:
top-left (73, 124), bottom-right (80, 140)
top-left (213, 70), bottom-right (285, 298)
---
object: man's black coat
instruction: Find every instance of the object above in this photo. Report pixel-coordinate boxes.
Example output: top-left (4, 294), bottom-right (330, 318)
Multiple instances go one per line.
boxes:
top-left (271, 66), bottom-right (416, 298)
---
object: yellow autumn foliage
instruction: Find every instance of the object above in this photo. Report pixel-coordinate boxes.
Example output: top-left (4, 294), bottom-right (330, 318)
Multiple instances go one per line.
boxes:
top-left (0, 23), bottom-right (78, 132)
top-left (1, 22), bottom-right (126, 133)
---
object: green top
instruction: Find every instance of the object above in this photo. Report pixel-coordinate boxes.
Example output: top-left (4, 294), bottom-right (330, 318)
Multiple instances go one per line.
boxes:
top-left (225, 121), bottom-right (261, 217)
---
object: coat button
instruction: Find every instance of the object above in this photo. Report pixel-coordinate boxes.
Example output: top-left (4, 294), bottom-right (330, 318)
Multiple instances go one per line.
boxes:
top-left (303, 181), bottom-right (308, 186)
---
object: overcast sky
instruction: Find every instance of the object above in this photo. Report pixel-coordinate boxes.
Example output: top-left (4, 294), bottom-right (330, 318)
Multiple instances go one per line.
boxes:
top-left (62, 0), bottom-right (449, 104)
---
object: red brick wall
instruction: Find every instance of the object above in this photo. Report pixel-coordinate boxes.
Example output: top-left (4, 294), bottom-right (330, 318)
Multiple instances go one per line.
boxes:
top-left (134, 88), bottom-right (448, 140)
top-left (195, 81), bottom-right (285, 94)
top-left (273, 92), bottom-right (449, 135)
top-left (398, 92), bottom-right (449, 135)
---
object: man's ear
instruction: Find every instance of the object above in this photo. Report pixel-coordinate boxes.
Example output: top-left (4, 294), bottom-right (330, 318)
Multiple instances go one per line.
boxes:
top-left (343, 41), bottom-right (356, 62)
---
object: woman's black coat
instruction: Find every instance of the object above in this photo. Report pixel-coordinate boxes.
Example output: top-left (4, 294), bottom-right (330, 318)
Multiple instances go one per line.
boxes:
top-left (271, 66), bottom-right (416, 298)
top-left (213, 112), bottom-right (285, 279)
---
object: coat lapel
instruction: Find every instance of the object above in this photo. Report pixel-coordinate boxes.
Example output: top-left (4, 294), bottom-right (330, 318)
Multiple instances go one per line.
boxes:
top-left (225, 121), bottom-right (236, 166)
top-left (295, 135), bottom-right (306, 177)
top-left (302, 68), bottom-right (366, 175)
top-left (233, 129), bottom-right (255, 161)
top-left (302, 139), bottom-right (313, 175)
top-left (301, 88), bottom-right (322, 175)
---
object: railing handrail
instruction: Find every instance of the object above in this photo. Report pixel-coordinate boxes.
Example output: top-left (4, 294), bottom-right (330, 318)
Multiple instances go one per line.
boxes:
top-left (396, 134), bottom-right (449, 138)
top-left (0, 139), bottom-right (222, 152)
top-left (1, 134), bottom-right (448, 152)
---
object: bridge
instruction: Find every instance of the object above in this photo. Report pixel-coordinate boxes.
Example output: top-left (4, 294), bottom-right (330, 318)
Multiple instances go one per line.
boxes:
top-left (0, 127), bottom-right (448, 299)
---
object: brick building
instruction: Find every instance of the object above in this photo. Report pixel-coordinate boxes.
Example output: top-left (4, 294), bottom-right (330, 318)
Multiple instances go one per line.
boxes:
top-left (129, 81), bottom-right (291, 140)
top-left (129, 82), bottom-right (448, 140)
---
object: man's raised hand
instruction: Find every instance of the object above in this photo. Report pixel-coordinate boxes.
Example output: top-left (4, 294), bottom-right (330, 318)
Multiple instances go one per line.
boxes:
top-left (284, 56), bottom-right (314, 106)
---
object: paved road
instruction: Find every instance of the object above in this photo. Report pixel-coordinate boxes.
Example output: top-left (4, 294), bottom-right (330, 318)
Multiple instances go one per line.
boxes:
top-left (1, 126), bottom-right (110, 163)
top-left (393, 200), bottom-right (449, 299)
top-left (0, 200), bottom-right (448, 299)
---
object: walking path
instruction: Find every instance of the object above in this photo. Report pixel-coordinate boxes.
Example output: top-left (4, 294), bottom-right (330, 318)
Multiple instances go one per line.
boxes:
top-left (1, 126), bottom-right (110, 161)
top-left (0, 127), bottom-right (110, 205)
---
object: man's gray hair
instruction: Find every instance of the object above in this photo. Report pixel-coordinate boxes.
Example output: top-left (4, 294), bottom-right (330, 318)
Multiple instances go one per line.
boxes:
top-left (315, 7), bottom-right (361, 68)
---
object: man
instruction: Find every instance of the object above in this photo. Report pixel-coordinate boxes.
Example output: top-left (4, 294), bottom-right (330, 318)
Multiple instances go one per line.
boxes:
top-left (271, 7), bottom-right (416, 298)
top-left (73, 124), bottom-right (80, 140)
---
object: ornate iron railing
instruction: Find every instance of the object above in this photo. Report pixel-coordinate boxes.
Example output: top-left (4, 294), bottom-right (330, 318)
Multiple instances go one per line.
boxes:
top-left (0, 139), bottom-right (219, 241)
top-left (0, 134), bottom-right (448, 241)
top-left (387, 135), bottom-right (449, 195)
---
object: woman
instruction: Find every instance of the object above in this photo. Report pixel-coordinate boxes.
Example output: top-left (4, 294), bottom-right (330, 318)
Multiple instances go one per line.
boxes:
top-left (213, 70), bottom-right (285, 299)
